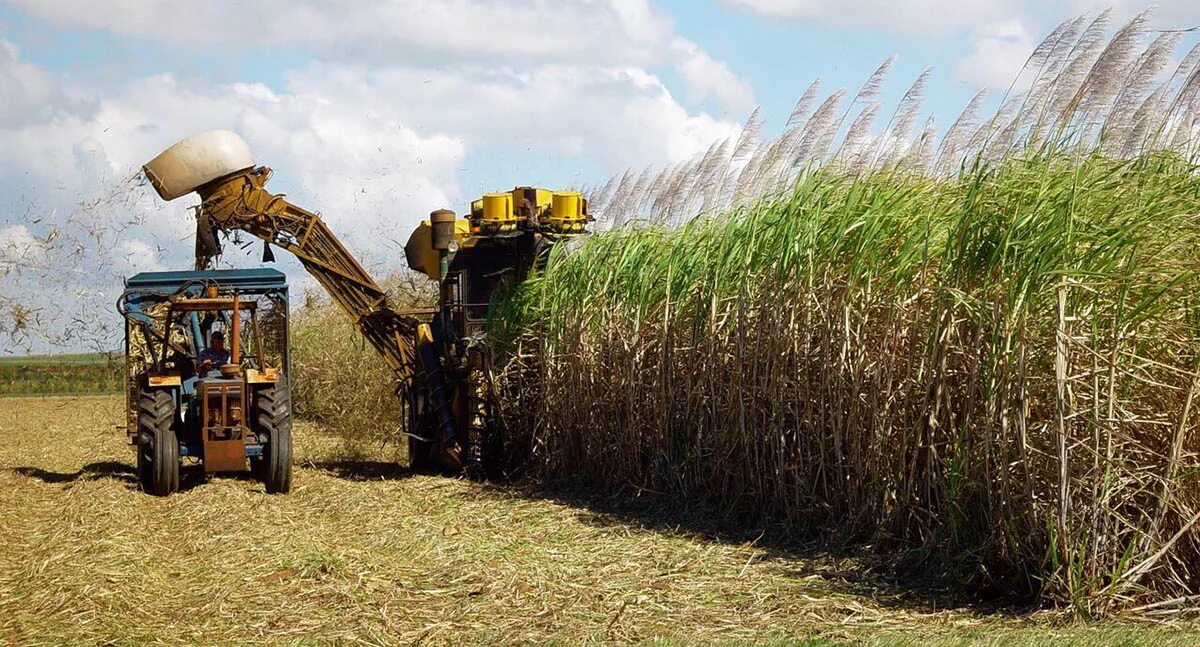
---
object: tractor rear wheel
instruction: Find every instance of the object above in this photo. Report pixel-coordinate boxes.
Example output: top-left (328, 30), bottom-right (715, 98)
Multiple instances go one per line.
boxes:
top-left (253, 381), bottom-right (293, 494)
top-left (137, 389), bottom-right (180, 496)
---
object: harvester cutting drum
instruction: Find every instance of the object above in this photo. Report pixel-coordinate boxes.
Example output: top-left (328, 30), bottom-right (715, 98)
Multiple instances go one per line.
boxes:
top-left (135, 130), bottom-right (591, 484)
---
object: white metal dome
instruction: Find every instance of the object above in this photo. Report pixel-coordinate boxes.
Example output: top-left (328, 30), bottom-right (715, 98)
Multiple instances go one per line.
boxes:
top-left (143, 130), bottom-right (255, 201)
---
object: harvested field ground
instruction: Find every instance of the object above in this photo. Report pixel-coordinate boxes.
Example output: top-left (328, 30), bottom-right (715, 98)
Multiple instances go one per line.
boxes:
top-left (1, 396), bottom-right (1198, 645)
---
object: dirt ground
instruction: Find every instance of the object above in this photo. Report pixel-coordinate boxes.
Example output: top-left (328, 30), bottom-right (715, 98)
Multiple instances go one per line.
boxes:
top-left (1, 396), bottom-right (1197, 646)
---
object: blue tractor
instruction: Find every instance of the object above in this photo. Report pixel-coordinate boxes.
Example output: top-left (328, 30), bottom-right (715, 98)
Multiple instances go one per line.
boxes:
top-left (119, 268), bottom-right (292, 495)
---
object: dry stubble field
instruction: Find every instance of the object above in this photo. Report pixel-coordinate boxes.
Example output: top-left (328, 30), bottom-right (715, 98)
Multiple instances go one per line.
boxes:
top-left (1, 396), bottom-right (1197, 646)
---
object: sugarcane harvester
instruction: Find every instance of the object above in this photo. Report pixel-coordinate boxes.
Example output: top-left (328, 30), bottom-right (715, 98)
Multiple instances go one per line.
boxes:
top-left (141, 130), bottom-right (590, 477)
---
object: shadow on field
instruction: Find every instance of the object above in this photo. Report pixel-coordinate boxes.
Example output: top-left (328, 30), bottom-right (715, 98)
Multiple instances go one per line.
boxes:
top-left (297, 455), bottom-right (1039, 614)
top-left (14, 462), bottom-right (281, 494)
top-left (304, 460), bottom-right (416, 481)
top-left (13, 456), bottom-right (415, 491)
top-left (13, 461), bottom-right (137, 485)
top-left (13, 461), bottom-right (227, 493)
top-left (480, 481), bottom-right (1041, 618)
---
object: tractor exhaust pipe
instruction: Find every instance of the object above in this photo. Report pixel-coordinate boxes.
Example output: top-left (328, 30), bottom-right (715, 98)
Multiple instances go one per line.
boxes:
top-left (229, 292), bottom-right (241, 366)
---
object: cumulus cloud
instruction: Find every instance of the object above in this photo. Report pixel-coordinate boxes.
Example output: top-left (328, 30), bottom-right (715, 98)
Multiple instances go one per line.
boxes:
top-left (670, 38), bottom-right (756, 113)
top-left (281, 62), bottom-right (740, 173)
top-left (720, 0), bottom-right (1011, 35)
top-left (8, 0), bottom-right (669, 65)
top-left (0, 15), bottom-right (744, 352)
top-left (7, 0), bottom-right (754, 117)
top-left (954, 20), bottom-right (1037, 90)
top-left (0, 40), bottom-right (88, 128)
top-left (0, 225), bottom-right (46, 274)
top-left (1065, 0), bottom-right (1200, 28)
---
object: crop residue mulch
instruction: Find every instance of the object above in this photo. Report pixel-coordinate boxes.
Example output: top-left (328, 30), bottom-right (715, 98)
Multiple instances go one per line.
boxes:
top-left (1, 396), bottom-right (1196, 645)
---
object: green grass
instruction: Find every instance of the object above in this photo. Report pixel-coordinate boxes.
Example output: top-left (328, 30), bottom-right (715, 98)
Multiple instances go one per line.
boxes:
top-left (0, 353), bottom-right (123, 397)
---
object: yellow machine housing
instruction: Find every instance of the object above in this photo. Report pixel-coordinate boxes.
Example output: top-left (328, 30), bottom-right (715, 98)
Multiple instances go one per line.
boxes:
top-left (403, 186), bottom-right (591, 282)
top-left (404, 218), bottom-right (471, 281)
top-left (478, 193), bottom-right (516, 233)
top-left (549, 191), bottom-right (587, 233)
top-left (468, 187), bottom-right (588, 234)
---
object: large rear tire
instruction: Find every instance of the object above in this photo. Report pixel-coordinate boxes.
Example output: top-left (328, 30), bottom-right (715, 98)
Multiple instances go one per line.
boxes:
top-left (253, 381), bottom-right (293, 494)
top-left (137, 389), bottom-right (180, 496)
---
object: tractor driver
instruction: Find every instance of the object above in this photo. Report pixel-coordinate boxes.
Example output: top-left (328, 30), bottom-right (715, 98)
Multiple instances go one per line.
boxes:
top-left (197, 330), bottom-right (231, 375)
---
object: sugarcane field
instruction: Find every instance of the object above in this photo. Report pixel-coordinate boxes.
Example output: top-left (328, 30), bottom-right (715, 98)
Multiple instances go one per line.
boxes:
top-left (4, 2), bottom-right (1200, 645)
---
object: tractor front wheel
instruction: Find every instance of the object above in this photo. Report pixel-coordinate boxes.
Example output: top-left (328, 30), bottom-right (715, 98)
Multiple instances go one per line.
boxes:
top-left (137, 388), bottom-right (180, 496)
top-left (253, 381), bottom-right (293, 494)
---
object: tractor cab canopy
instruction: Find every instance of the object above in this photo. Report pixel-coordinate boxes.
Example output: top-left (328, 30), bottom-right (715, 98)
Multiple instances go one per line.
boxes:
top-left (120, 269), bottom-right (290, 431)
top-left (122, 268), bottom-right (288, 368)
top-left (124, 268), bottom-right (287, 293)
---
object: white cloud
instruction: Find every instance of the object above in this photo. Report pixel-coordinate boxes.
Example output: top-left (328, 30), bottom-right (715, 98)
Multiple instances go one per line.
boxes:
top-left (7, 0), bottom-right (671, 65)
top-left (0, 28), bottom-right (742, 351)
top-left (0, 40), bottom-right (90, 128)
top-left (670, 38), bottom-right (756, 113)
top-left (0, 225), bottom-right (46, 274)
top-left (721, 0), bottom-right (1012, 35)
top-left (281, 62), bottom-right (740, 173)
top-left (115, 239), bottom-right (165, 274)
top-left (954, 20), bottom-right (1037, 90)
top-left (1064, 0), bottom-right (1200, 28)
top-left (7, 0), bottom-right (753, 116)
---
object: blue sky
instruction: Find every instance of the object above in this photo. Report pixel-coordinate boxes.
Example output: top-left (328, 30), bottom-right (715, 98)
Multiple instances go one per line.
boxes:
top-left (0, 1), bottom-right (983, 160)
top-left (0, 0), bottom-right (1194, 352)
top-left (0, 1), bottom-right (1093, 189)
